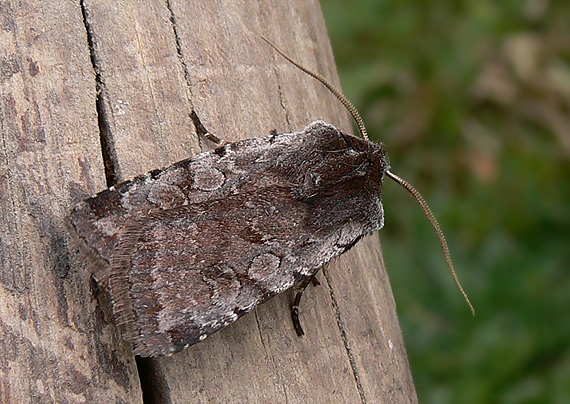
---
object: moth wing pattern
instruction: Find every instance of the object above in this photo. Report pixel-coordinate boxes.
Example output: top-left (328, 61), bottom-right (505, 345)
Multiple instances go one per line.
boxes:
top-left (70, 121), bottom-right (390, 357)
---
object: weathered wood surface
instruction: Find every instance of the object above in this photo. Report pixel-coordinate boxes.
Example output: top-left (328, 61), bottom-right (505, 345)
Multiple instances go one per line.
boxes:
top-left (0, 0), bottom-right (418, 403)
top-left (0, 1), bottom-right (142, 403)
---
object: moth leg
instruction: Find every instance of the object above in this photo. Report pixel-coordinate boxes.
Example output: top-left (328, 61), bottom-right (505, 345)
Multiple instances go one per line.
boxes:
top-left (190, 110), bottom-right (227, 146)
top-left (89, 275), bottom-right (102, 298)
top-left (203, 130), bottom-right (227, 146)
top-left (291, 273), bottom-right (320, 336)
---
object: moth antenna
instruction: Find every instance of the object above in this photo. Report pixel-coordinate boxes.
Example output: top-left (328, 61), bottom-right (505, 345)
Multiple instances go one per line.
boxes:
top-left (262, 37), bottom-right (474, 315)
top-left (261, 36), bottom-right (369, 140)
top-left (386, 170), bottom-right (475, 315)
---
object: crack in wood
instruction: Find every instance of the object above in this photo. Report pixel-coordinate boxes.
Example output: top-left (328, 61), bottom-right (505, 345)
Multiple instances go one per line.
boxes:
top-left (79, 0), bottom-right (121, 187)
top-left (264, 49), bottom-right (293, 130)
top-left (253, 310), bottom-right (291, 404)
top-left (165, 0), bottom-right (195, 108)
top-left (323, 267), bottom-right (368, 404)
top-left (135, 357), bottom-right (172, 404)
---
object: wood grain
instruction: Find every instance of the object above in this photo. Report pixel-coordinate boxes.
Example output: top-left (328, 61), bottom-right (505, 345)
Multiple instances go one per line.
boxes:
top-left (0, 1), bottom-right (142, 403)
top-left (0, 0), bottom-right (417, 402)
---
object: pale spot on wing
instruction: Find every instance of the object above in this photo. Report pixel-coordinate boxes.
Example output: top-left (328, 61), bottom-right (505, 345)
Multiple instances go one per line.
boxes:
top-left (192, 167), bottom-right (225, 191)
top-left (248, 253), bottom-right (295, 293)
top-left (147, 182), bottom-right (187, 209)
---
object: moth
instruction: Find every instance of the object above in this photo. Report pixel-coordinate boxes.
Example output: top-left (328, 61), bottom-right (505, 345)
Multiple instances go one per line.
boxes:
top-left (70, 37), bottom-right (473, 357)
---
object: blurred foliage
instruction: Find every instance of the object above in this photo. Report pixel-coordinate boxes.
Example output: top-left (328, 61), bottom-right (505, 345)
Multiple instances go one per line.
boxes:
top-left (320, 0), bottom-right (570, 402)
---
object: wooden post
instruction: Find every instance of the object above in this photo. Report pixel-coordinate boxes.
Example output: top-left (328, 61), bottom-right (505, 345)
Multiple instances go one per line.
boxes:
top-left (0, 0), bottom-right (418, 403)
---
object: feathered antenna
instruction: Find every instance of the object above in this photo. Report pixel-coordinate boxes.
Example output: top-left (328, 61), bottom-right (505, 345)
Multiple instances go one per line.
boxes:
top-left (263, 36), bottom-right (474, 315)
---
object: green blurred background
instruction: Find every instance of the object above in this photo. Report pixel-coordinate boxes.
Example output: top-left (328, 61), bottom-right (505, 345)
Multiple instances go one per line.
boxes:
top-left (320, 1), bottom-right (570, 403)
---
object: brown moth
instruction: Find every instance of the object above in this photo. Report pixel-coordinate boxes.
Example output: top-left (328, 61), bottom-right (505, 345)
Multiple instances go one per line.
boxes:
top-left (69, 38), bottom-right (473, 357)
